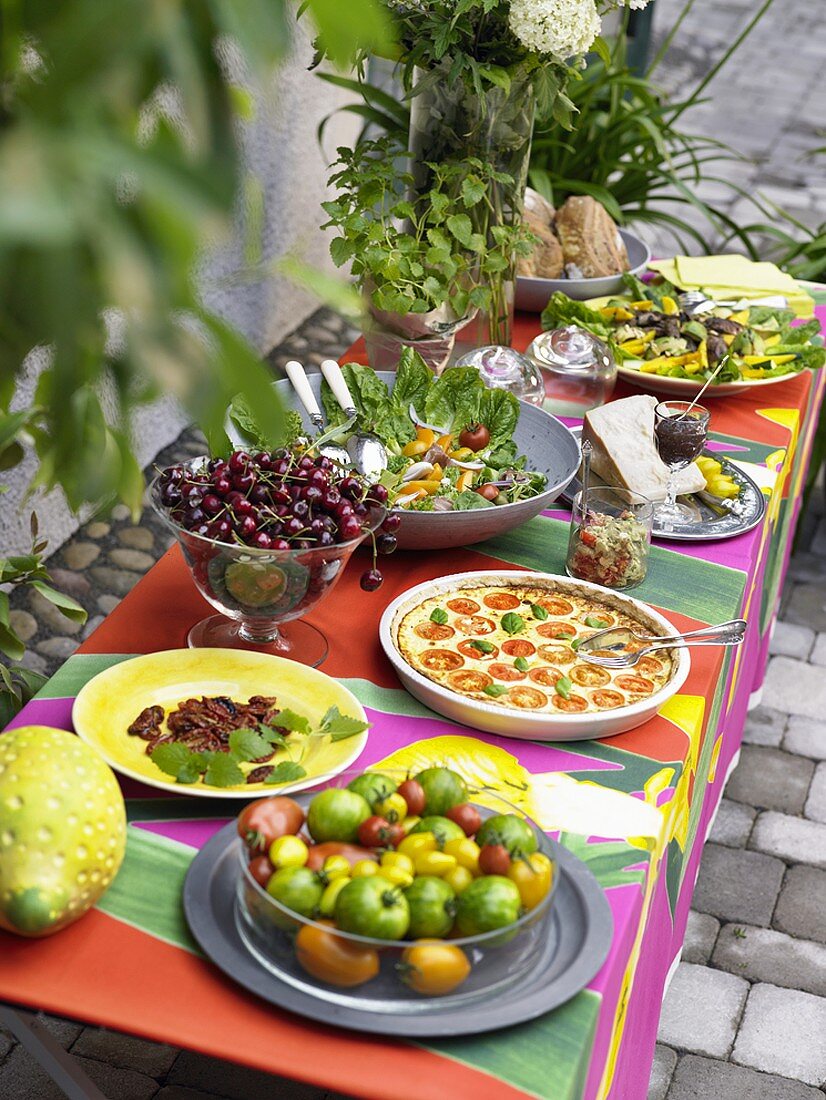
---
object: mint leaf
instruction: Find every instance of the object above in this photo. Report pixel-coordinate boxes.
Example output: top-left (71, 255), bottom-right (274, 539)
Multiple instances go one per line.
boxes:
top-left (270, 709), bottom-right (310, 736)
top-left (585, 617), bottom-right (610, 629)
top-left (265, 761), bottom-right (307, 785)
top-left (319, 705), bottom-right (371, 739)
top-left (483, 684), bottom-right (509, 698)
top-left (149, 743), bottom-right (207, 784)
top-left (228, 728), bottom-right (273, 761)
top-left (529, 603), bottom-right (549, 621)
top-left (259, 722), bottom-right (288, 747)
top-left (501, 612), bottom-right (525, 635)
top-left (430, 607), bottom-right (448, 625)
top-left (470, 638), bottom-right (496, 654)
top-left (204, 754), bottom-right (246, 788)
top-left (514, 656), bottom-right (530, 672)
top-left (555, 676), bottom-right (572, 700)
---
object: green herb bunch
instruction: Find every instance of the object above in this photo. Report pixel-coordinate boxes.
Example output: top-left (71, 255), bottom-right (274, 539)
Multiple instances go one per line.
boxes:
top-left (322, 139), bottom-right (535, 321)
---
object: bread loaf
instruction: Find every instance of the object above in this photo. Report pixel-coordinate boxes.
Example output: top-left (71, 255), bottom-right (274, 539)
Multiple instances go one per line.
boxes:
top-left (583, 395), bottom-right (706, 502)
top-left (555, 196), bottom-right (629, 279)
top-left (518, 208), bottom-right (564, 278)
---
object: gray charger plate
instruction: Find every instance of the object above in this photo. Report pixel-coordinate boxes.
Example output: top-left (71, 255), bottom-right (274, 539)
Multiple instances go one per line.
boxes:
top-left (562, 427), bottom-right (766, 542)
top-left (183, 822), bottom-right (613, 1038)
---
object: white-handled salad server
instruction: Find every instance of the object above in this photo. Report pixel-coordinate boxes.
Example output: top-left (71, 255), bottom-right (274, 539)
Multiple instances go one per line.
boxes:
top-left (320, 359), bottom-right (388, 481)
top-left (679, 291), bottom-right (788, 316)
top-left (284, 360), bottom-right (351, 468)
top-left (577, 618), bottom-right (747, 669)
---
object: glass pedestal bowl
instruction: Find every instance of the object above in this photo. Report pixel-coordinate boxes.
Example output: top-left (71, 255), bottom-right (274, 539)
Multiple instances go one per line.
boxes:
top-left (151, 461), bottom-right (385, 667)
top-left (234, 772), bottom-right (559, 1013)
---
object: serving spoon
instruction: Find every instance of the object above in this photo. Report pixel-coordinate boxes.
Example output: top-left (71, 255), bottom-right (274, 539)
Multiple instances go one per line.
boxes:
top-left (320, 359), bottom-right (388, 481)
top-left (283, 360), bottom-right (351, 468)
top-left (577, 618), bottom-right (747, 669)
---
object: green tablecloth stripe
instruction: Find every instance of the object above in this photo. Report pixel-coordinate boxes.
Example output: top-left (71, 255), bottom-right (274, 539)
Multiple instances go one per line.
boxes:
top-left (97, 826), bottom-right (200, 954)
top-left (425, 988), bottom-right (601, 1100)
top-left (35, 652), bottom-right (133, 699)
top-left (472, 515), bottom-right (746, 625)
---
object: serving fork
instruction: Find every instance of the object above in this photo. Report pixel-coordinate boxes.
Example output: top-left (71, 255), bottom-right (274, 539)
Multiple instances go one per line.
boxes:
top-left (577, 619), bottom-right (747, 669)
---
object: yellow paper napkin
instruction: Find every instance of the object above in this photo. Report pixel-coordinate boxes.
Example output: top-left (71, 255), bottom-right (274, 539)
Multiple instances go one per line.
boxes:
top-left (648, 254), bottom-right (814, 318)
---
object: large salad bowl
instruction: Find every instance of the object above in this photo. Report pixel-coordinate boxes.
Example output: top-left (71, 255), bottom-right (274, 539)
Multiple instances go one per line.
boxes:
top-left (229, 370), bottom-right (580, 551)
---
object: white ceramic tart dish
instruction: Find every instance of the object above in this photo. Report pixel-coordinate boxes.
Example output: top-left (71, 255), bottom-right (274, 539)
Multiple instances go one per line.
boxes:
top-left (379, 571), bottom-right (690, 741)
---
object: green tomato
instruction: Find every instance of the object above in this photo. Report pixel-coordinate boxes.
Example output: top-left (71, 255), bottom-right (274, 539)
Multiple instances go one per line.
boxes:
top-left (415, 767), bottom-right (467, 816)
top-left (410, 816), bottom-right (466, 848)
top-left (347, 772), bottom-right (398, 810)
top-left (334, 875), bottom-right (410, 940)
top-left (266, 866), bottom-right (324, 919)
top-left (307, 788), bottom-right (372, 843)
top-left (475, 814), bottom-right (538, 858)
top-left (404, 875), bottom-right (456, 938)
top-left (454, 875), bottom-right (522, 936)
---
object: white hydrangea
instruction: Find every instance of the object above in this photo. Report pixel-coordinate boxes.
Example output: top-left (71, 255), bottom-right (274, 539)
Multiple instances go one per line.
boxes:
top-left (617, 0), bottom-right (651, 8)
top-left (508, 0), bottom-right (602, 61)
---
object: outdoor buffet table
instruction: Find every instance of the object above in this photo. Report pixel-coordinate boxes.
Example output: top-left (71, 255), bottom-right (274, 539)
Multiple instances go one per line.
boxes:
top-left (1, 288), bottom-right (824, 1100)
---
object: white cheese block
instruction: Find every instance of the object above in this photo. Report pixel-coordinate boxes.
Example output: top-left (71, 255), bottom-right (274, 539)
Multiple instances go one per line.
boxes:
top-left (583, 395), bottom-right (706, 502)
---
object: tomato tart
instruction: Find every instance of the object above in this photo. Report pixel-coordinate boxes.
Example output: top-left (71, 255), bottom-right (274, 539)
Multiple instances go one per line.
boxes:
top-left (395, 581), bottom-right (675, 717)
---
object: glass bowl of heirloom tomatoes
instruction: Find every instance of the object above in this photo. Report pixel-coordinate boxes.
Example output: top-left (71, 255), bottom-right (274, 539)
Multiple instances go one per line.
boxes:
top-left (233, 767), bottom-right (558, 1010)
top-left (151, 447), bottom-right (395, 666)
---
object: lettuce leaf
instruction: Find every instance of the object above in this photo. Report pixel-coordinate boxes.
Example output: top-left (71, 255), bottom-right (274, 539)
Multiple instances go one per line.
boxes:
top-left (540, 292), bottom-right (613, 339)
top-left (424, 366), bottom-right (482, 432)
top-left (479, 387), bottom-right (519, 452)
top-left (392, 347), bottom-right (431, 413)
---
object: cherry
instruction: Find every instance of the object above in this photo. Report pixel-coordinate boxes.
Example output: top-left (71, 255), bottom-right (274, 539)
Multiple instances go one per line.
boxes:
top-left (321, 488), bottom-right (341, 509)
top-left (381, 513), bottom-right (401, 533)
top-left (293, 500), bottom-right (309, 519)
top-left (339, 476), bottom-right (362, 501)
top-left (228, 451), bottom-right (251, 473)
top-left (233, 498), bottom-right (255, 516)
top-left (270, 538), bottom-right (290, 550)
top-left (233, 471), bottom-right (256, 493)
top-left (376, 533), bottom-right (397, 554)
top-left (360, 568), bottom-right (383, 591)
top-left (249, 485), bottom-right (271, 505)
top-left (185, 506), bottom-right (206, 526)
top-left (252, 531), bottom-right (272, 550)
top-left (317, 531), bottom-right (335, 547)
top-left (366, 484), bottom-right (388, 505)
top-left (202, 493), bottom-right (222, 515)
top-left (339, 516), bottom-right (362, 540)
top-left (352, 502), bottom-right (368, 517)
top-left (236, 515), bottom-right (257, 539)
top-left (160, 484), bottom-right (182, 507)
top-left (212, 475), bottom-right (233, 496)
top-left (284, 517), bottom-right (304, 538)
top-left (307, 468), bottom-right (328, 488)
top-left (253, 452), bottom-right (272, 470)
top-left (214, 518), bottom-right (233, 538)
top-left (304, 485), bottom-right (323, 506)
top-left (295, 539), bottom-right (313, 549)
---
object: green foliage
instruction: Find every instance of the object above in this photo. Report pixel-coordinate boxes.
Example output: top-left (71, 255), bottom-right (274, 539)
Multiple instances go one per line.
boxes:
top-left (0, 0), bottom-right (391, 516)
top-left (323, 138), bottom-right (534, 321)
top-left (0, 514), bottom-right (86, 721)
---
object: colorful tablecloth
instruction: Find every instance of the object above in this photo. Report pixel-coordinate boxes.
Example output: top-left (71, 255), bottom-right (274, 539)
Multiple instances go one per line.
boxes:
top-left (1, 289), bottom-right (824, 1100)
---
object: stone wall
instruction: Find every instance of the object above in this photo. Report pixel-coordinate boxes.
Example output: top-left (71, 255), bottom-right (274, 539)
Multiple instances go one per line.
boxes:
top-left (2, 25), bottom-right (358, 558)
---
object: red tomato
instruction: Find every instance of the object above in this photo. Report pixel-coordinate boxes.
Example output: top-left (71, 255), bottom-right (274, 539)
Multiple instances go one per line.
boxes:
top-left (476, 483), bottom-right (499, 502)
top-left (305, 842), bottom-right (378, 871)
top-left (478, 844), bottom-right (511, 876)
top-left (237, 796), bottom-right (305, 853)
top-left (445, 803), bottom-right (482, 837)
top-left (459, 424), bottom-right (491, 451)
top-left (247, 855), bottom-right (275, 888)
top-left (357, 815), bottom-right (403, 849)
top-left (397, 779), bottom-right (426, 817)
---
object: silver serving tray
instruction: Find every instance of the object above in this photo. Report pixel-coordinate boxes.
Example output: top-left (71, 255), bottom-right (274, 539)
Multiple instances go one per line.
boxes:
top-left (183, 821), bottom-right (613, 1038)
top-left (562, 427), bottom-right (766, 542)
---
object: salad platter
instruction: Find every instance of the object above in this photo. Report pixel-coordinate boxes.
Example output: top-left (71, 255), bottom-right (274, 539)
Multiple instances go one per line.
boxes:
top-left (228, 356), bottom-right (580, 551)
top-left (563, 427), bottom-right (766, 542)
top-left (380, 570), bottom-right (690, 740)
top-left (540, 274), bottom-right (825, 397)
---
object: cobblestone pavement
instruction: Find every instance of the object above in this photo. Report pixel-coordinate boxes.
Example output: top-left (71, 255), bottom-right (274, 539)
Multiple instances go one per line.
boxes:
top-left (3, 1), bottom-right (826, 1095)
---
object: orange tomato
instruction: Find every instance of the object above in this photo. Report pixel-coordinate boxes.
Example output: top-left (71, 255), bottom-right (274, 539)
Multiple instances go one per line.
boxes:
top-left (399, 941), bottom-right (471, 995)
top-left (295, 921), bottom-right (379, 987)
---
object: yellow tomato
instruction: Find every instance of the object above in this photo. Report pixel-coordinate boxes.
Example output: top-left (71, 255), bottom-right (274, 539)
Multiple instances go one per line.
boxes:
top-left (318, 875), bottom-right (351, 916)
top-left (436, 433), bottom-right (453, 450)
top-left (381, 851), bottom-right (415, 876)
top-left (401, 815), bottom-right (421, 835)
top-left (382, 865), bottom-right (414, 888)
top-left (443, 837), bottom-right (481, 876)
top-left (352, 859), bottom-right (379, 878)
top-left (414, 851), bottom-right (457, 878)
top-left (416, 427), bottom-right (437, 446)
top-left (268, 834), bottom-right (309, 869)
top-left (375, 792), bottom-right (407, 824)
top-left (443, 865), bottom-right (474, 895)
top-left (507, 852), bottom-right (553, 909)
top-left (322, 855), bottom-right (352, 881)
top-left (399, 941), bottom-right (471, 996)
top-left (402, 439), bottom-right (429, 457)
top-left (398, 832), bottom-right (437, 858)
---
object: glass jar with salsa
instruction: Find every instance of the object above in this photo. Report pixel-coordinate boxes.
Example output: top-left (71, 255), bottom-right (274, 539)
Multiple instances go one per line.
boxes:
top-left (566, 486), bottom-right (653, 590)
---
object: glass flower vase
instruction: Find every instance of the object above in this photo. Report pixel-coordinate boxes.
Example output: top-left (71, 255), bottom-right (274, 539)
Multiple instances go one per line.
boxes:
top-left (408, 65), bottom-right (536, 347)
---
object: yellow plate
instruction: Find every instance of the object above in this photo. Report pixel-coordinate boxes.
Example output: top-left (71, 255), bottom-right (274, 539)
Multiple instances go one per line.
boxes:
top-left (71, 649), bottom-right (369, 799)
